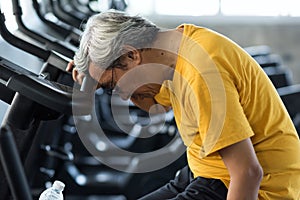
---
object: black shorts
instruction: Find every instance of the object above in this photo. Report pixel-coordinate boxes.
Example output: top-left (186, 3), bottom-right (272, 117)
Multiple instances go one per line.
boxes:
top-left (138, 165), bottom-right (228, 200)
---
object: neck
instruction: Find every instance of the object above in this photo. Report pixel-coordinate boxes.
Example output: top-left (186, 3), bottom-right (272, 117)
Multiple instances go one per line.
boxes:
top-left (153, 29), bottom-right (183, 76)
top-left (138, 29), bottom-right (183, 81)
top-left (151, 29), bottom-right (182, 55)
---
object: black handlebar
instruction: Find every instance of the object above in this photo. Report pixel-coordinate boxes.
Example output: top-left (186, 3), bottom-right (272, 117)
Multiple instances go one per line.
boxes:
top-left (11, 0), bottom-right (75, 59)
top-left (0, 9), bottom-right (70, 72)
top-left (0, 11), bottom-right (50, 61)
top-left (0, 56), bottom-right (93, 116)
top-left (0, 126), bottom-right (33, 200)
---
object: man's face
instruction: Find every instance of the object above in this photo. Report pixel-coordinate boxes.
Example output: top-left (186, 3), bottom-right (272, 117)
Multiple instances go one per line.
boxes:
top-left (88, 58), bottom-right (164, 113)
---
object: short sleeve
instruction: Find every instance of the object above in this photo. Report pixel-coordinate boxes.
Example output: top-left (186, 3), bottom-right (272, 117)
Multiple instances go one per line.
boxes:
top-left (154, 80), bottom-right (173, 107)
top-left (190, 72), bottom-right (254, 158)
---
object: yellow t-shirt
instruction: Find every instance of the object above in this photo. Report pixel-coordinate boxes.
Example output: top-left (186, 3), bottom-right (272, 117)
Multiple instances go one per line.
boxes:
top-left (155, 24), bottom-right (300, 199)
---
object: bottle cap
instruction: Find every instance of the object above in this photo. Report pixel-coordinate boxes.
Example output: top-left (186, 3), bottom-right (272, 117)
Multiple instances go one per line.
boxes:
top-left (52, 180), bottom-right (65, 192)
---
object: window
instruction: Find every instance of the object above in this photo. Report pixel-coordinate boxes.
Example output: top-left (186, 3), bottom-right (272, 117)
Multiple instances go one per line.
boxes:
top-left (221, 0), bottom-right (300, 16)
top-left (1, 1), bottom-right (17, 30)
top-left (154, 0), bottom-right (219, 16)
top-left (127, 0), bottom-right (300, 17)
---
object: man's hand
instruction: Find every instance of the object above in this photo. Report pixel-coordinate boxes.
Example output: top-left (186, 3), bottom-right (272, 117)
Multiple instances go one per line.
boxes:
top-left (66, 60), bottom-right (85, 85)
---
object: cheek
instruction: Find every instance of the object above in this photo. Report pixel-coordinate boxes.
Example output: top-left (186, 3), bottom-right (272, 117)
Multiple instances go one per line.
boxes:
top-left (116, 69), bottom-right (147, 92)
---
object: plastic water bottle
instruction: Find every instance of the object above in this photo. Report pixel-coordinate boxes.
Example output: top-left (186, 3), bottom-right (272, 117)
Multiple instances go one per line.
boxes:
top-left (39, 180), bottom-right (65, 200)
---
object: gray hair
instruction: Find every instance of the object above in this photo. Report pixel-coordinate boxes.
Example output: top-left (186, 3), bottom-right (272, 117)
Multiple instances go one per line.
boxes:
top-left (74, 10), bottom-right (160, 73)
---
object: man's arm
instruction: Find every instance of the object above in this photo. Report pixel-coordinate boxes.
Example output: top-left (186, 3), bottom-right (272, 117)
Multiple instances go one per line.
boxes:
top-left (219, 138), bottom-right (263, 200)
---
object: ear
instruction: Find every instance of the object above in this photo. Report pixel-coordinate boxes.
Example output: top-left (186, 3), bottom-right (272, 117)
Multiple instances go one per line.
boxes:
top-left (121, 45), bottom-right (142, 65)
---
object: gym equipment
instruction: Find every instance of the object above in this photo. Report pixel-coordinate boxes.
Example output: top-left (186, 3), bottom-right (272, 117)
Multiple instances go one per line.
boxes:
top-left (263, 66), bottom-right (293, 88)
top-left (49, 0), bottom-right (88, 30)
top-left (244, 45), bottom-right (293, 88)
top-left (30, 0), bottom-right (126, 48)
top-left (245, 45), bottom-right (299, 135)
top-left (0, 5), bottom-right (187, 199)
top-left (67, 0), bottom-right (97, 17)
top-left (278, 84), bottom-right (300, 119)
top-left (0, 8), bottom-right (72, 82)
top-left (11, 0), bottom-right (77, 59)
top-left (32, 0), bottom-right (82, 47)
top-left (244, 45), bottom-right (271, 57)
top-left (0, 53), bottom-right (92, 199)
top-left (2, 3), bottom-right (299, 197)
top-left (244, 45), bottom-right (283, 68)
top-left (0, 5), bottom-right (91, 199)
top-left (0, 55), bottom-right (186, 199)
top-left (254, 54), bottom-right (283, 68)
top-left (277, 84), bottom-right (300, 137)
top-left (54, 0), bottom-right (92, 22)
top-left (0, 126), bottom-right (33, 200)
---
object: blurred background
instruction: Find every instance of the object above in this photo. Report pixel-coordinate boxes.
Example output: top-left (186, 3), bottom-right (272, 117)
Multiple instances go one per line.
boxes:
top-left (0, 1), bottom-right (300, 199)
top-left (1, 0), bottom-right (300, 121)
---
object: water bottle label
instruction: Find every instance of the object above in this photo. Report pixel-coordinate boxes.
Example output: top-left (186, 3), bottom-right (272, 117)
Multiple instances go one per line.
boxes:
top-left (40, 189), bottom-right (62, 200)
